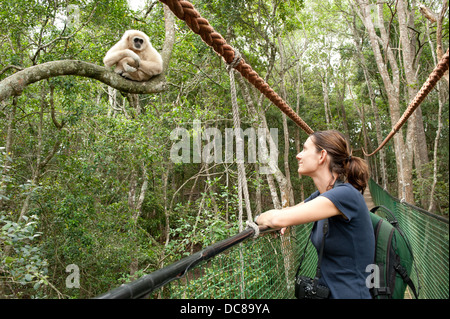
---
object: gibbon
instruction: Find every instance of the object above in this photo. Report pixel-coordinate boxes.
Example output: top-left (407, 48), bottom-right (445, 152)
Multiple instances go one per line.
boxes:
top-left (103, 30), bottom-right (163, 81)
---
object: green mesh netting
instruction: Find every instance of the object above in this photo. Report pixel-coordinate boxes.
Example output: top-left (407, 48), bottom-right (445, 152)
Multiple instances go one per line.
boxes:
top-left (145, 179), bottom-right (448, 299)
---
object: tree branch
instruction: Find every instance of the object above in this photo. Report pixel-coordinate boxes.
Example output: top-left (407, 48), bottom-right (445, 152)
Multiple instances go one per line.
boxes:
top-left (0, 60), bottom-right (167, 103)
top-left (161, 4), bottom-right (176, 73)
top-left (0, 3), bottom-right (176, 103)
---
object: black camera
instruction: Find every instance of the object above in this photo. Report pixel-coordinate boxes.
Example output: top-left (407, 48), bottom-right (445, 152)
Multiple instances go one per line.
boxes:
top-left (295, 276), bottom-right (330, 299)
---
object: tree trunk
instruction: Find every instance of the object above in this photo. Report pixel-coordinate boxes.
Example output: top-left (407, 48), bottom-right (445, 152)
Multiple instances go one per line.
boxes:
top-left (321, 72), bottom-right (331, 127)
top-left (355, 0), bottom-right (413, 202)
top-left (133, 164), bottom-right (148, 221)
top-left (290, 35), bottom-right (307, 201)
top-left (434, 0), bottom-right (449, 84)
top-left (397, 0), bottom-right (429, 206)
top-left (425, 18), bottom-right (448, 212)
top-left (128, 163), bottom-right (149, 277)
top-left (20, 89), bottom-right (43, 218)
top-left (0, 97), bottom-right (17, 208)
top-left (277, 36), bottom-right (295, 207)
top-left (266, 173), bottom-right (281, 209)
top-left (347, 10), bottom-right (388, 188)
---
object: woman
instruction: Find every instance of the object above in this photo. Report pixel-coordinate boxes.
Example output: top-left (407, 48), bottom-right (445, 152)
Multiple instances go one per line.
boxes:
top-left (256, 130), bottom-right (375, 299)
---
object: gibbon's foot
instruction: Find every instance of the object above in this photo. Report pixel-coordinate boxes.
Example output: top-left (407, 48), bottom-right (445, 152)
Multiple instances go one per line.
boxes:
top-left (123, 63), bottom-right (137, 73)
top-left (121, 73), bottom-right (139, 81)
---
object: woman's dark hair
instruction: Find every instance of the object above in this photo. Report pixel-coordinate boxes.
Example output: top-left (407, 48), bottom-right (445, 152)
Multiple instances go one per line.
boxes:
top-left (310, 130), bottom-right (369, 193)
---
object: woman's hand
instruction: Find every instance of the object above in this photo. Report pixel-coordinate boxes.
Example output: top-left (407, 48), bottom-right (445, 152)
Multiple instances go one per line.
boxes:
top-left (255, 209), bottom-right (280, 228)
top-left (256, 210), bottom-right (288, 236)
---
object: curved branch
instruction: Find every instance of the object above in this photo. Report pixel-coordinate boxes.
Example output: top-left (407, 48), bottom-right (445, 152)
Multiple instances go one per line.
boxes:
top-left (0, 60), bottom-right (167, 102)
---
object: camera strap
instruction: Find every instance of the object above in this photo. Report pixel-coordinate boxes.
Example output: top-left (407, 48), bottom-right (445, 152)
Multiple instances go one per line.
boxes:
top-left (295, 179), bottom-right (342, 280)
top-left (295, 219), bottom-right (328, 279)
top-left (315, 219), bottom-right (328, 279)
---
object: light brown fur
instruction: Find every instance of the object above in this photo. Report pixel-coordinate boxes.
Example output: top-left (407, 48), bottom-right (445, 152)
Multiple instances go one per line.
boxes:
top-left (103, 30), bottom-right (163, 81)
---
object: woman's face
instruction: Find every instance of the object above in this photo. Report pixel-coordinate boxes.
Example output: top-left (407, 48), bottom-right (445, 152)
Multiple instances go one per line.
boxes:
top-left (296, 137), bottom-right (323, 176)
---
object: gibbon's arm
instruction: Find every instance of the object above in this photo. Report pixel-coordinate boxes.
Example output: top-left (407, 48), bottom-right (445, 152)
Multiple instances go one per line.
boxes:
top-left (103, 49), bottom-right (141, 67)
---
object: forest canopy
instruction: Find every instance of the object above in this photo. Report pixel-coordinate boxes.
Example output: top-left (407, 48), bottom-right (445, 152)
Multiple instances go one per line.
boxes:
top-left (0, 0), bottom-right (448, 298)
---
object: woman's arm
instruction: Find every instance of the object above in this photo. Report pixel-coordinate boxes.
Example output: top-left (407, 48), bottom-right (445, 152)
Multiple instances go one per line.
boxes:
top-left (256, 196), bottom-right (342, 229)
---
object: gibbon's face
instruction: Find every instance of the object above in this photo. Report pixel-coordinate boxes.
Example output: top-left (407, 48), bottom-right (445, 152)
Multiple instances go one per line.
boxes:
top-left (130, 35), bottom-right (146, 51)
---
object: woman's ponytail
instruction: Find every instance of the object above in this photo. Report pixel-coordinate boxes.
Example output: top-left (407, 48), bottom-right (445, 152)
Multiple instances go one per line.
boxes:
top-left (346, 156), bottom-right (369, 194)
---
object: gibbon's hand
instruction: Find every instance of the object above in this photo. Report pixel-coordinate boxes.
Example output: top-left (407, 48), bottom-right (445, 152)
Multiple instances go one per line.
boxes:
top-left (124, 49), bottom-right (140, 68)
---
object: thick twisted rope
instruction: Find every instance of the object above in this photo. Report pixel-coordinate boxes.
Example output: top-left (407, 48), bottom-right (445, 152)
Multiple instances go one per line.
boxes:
top-left (364, 49), bottom-right (449, 157)
top-left (159, 0), bottom-right (314, 135)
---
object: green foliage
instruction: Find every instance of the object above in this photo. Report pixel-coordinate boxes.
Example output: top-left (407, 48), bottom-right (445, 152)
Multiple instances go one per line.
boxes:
top-left (0, 213), bottom-right (49, 298)
top-left (413, 162), bottom-right (449, 215)
top-left (167, 181), bottom-right (240, 260)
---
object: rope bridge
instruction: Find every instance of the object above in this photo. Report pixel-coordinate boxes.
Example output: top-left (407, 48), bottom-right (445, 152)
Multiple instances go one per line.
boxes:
top-left (97, 179), bottom-right (448, 299)
top-left (95, 1), bottom-right (449, 299)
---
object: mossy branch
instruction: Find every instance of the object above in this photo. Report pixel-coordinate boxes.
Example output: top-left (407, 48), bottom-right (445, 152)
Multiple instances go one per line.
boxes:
top-left (0, 60), bottom-right (167, 102)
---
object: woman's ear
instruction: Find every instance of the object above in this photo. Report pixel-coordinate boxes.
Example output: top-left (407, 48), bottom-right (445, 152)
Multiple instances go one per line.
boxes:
top-left (318, 149), bottom-right (328, 165)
